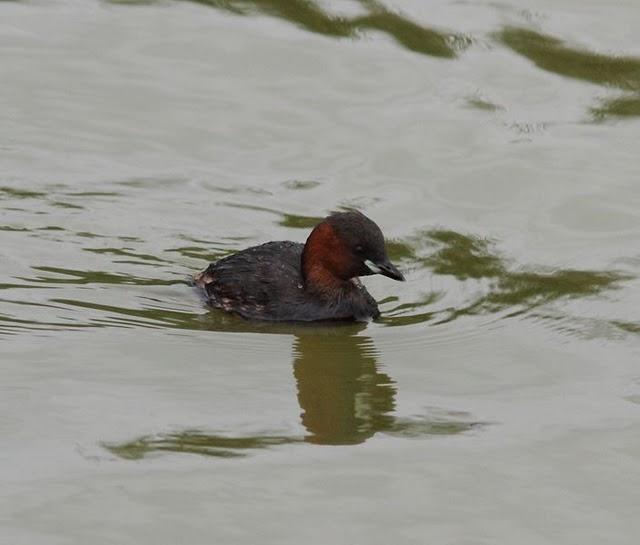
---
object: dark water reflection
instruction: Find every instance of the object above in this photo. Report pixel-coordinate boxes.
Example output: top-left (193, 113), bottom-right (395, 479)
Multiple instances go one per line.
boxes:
top-left (24, 266), bottom-right (178, 286)
top-left (496, 27), bottom-right (640, 92)
top-left (496, 26), bottom-right (640, 121)
top-left (105, 1), bottom-right (640, 119)
top-left (108, 432), bottom-right (300, 459)
top-left (381, 229), bottom-right (631, 330)
top-left (108, 0), bottom-right (469, 58)
top-left (107, 328), bottom-right (482, 459)
top-left (193, 0), bottom-right (354, 38)
top-left (352, 2), bottom-right (470, 59)
top-left (591, 95), bottom-right (640, 122)
top-left (105, 0), bottom-right (640, 122)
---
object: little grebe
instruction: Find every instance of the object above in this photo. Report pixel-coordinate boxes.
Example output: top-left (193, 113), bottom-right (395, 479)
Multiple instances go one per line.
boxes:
top-left (194, 210), bottom-right (404, 321)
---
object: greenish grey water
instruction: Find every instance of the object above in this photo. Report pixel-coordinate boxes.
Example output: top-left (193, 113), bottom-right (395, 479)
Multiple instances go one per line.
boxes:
top-left (1, 0), bottom-right (640, 543)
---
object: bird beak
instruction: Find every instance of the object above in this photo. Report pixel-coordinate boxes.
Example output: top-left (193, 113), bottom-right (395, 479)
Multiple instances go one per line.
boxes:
top-left (364, 258), bottom-right (405, 281)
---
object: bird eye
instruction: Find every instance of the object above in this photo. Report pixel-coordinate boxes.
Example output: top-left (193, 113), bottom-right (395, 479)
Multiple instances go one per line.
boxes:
top-left (355, 245), bottom-right (364, 254)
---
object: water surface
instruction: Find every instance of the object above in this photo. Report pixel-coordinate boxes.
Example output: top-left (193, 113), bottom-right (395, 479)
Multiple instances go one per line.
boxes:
top-left (1, 1), bottom-right (640, 543)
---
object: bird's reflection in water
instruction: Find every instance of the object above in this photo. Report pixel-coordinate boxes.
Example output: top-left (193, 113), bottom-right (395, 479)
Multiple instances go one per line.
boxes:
top-left (293, 330), bottom-right (395, 445)
top-left (106, 326), bottom-right (483, 460)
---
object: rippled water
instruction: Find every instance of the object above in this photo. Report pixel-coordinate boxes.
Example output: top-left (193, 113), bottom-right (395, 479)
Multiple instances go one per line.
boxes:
top-left (2, 1), bottom-right (640, 543)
